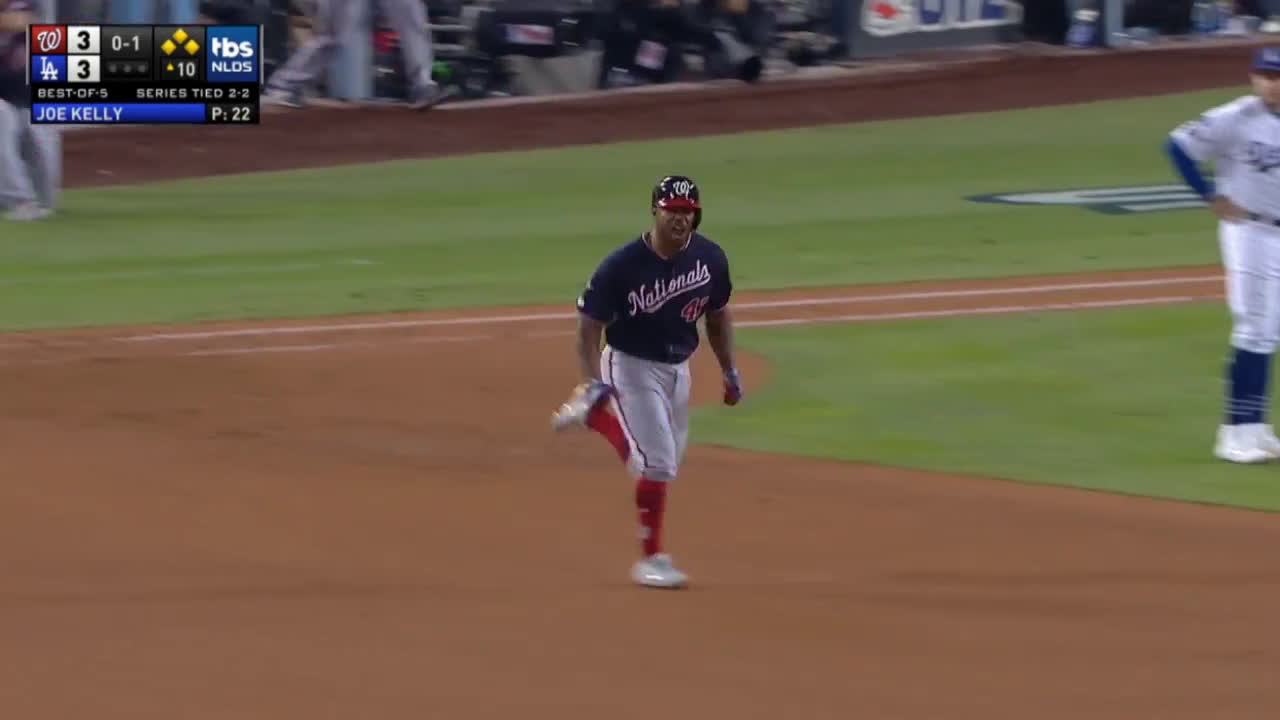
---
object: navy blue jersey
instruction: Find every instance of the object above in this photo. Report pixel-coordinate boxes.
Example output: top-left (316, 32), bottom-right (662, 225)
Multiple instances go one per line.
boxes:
top-left (577, 232), bottom-right (732, 364)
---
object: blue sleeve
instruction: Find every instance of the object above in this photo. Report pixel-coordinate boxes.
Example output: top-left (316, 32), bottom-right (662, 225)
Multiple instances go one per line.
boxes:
top-left (576, 255), bottom-right (621, 324)
top-left (1166, 136), bottom-right (1215, 200)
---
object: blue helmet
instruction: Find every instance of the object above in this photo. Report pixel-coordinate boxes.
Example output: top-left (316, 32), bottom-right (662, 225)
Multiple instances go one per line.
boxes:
top-left (1254, 47), bottom-right (1280, 73)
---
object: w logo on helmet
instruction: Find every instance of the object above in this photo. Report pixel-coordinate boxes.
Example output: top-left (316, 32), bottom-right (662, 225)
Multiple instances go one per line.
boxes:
top-left (652, 175), bottom-right (703, 228)
top-left (653, 175), bottom-right (700, 207)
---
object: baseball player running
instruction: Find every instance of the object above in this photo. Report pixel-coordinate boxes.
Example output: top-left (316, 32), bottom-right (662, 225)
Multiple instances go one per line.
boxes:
top-left (0, 0), bottom-right (60, 221)
top-left (551, 175), bottom-right (743, 589)
top-left (1167, 47), bottom-right (1280, 463)
top-left (266, 0), bottom-right (443, 109)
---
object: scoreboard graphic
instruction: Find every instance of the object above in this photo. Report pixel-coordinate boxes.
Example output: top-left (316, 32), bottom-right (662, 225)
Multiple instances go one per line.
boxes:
top-left (28, 24), bottom-right (261, 125)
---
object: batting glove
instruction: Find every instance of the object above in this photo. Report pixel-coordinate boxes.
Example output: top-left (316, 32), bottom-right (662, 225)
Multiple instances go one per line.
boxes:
top-left (723, 368), bottom-right (744, 406)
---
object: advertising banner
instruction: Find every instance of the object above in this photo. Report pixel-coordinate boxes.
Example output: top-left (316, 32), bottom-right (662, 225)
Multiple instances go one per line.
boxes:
top-left (847, 0), bottom-right (1024, 58)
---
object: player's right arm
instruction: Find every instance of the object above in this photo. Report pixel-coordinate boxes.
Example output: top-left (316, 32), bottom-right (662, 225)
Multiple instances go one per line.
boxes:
top-left (576, 314), bottom-right (606, 382)
top-left (575, 256), bottom-right (620, 383)
top-left (1167, 99), bottom-right (1246, 220)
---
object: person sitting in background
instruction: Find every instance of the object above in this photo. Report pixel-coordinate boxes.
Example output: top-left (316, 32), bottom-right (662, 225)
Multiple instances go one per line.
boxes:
top-left (595, 0), bottom-right (762, 88)
top-left (1260, 0), bottom-right (1280, 32)
top-left (265, 0), bottom-right (444, 110)
top-left (695, 0), bottom-right (772, 56)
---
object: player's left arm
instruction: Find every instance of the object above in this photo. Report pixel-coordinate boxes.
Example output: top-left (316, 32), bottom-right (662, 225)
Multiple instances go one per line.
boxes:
top-left (705, 252), bottom-right (742, 406)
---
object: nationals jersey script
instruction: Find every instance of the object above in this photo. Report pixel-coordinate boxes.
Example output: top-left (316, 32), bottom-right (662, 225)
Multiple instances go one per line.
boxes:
top-left (577, 232), bottom-right (732, 364)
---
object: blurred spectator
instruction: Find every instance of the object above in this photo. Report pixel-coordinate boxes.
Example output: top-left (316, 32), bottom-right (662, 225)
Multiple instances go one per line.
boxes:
top-left (52, 0), bottom-right (200, 23)
top-left (694, 0), bottom-right (773, 56)
top-left (198, 0), bottom-right (271, 23)
top-left (265, 0), bottom-right (445, 109)
top-left (595, 0), bottom-right (763, 88)
top-left (110, 0), bottom-right (201, 23)
top-left (1126, 0), bottom-right (1190, 35)
top-left (1237, 0), bottom-right (1277, 18)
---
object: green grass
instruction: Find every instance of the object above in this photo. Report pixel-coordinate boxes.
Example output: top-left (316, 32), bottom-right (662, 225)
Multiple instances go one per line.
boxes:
top-left (692, 302), bottom-right (1280, 512)
top-left (8, 87), bottom-right (1275, 512)
top-left (0, 86), bottom-right (1246, 330)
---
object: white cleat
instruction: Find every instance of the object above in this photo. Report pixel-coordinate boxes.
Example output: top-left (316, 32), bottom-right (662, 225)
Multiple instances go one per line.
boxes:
top-left (262, 87), bottom-right (304, 108)
top-left (631, 553), bottom-right (689, 589)
top-left (5, 202), bottom-right (51, 221)
top-left (1214, 424), bottom-right (1272, 464)
top-left (550, 381), bottom-right (613, 432)
top-left (1247, 423), bottom-right (1280, 459)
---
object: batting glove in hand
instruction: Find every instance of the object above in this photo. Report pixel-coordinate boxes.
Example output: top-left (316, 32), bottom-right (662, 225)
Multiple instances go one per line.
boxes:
top-left (723, 368), bottom-right (744, 406)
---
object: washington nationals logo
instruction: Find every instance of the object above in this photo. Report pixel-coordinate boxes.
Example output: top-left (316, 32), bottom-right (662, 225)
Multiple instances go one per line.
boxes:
top-left (36, 27), bottom-right (64, 54)
top-left (626, 260), bottom-right (712, 316)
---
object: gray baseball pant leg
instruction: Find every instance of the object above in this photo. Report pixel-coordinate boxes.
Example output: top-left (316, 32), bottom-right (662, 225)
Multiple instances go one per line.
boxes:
top-left (21, 121), bottom-right (61, 210)
top-left (378, 0), bottom-right (436, 90)
top-left (269, 0), bottom-right (364, 92)
top-left (0, 101), bottom-right (61, 210)
top-left (0, 100), bottom-right (35, 209)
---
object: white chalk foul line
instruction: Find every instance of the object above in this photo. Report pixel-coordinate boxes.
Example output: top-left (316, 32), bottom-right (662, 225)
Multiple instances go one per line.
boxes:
top-left (117, 274), bottom-right (1221, 343)
top-left (729, 274), bottom-right (1220, 311)
top-left (185, 342), bottom-right (347, 357)
top-left (0, 259), bottom-right (380, 288)
top-left (183, 334), bottom-right (490, 357)
top-left (734, 295), bottom-right (1214, 328)
top-left (171, 295), bottom-right (1220, 357)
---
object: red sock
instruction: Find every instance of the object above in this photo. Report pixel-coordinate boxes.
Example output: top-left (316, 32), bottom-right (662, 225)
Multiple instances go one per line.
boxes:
top-left (635, 478), bottom-right (667, 557)
top-left (586, 403), bottom-right (630, 462)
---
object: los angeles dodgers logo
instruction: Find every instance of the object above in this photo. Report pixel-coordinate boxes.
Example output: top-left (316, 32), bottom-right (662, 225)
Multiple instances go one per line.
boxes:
top-left (35, 56), bottom-right (64, 82)
top-left (626, 261), bottom-right (712, 316)
top-left (1245, 141), bottom-right (1280, 174)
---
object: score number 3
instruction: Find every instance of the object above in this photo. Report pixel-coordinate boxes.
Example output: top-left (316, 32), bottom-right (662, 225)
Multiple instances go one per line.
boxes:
top-left (68, 56), bottom-right (101, 84)
top-left (67, 25), bottom-right (101, 54)
top-left (66, 26), bottom-right (101, 83)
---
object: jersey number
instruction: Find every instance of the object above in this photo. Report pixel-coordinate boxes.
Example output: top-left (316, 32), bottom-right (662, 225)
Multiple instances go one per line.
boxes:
top-left (680, 296), bottom-right (709, 323)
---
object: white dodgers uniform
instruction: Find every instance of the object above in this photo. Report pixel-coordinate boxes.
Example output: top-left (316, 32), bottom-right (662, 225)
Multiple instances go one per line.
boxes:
top-left (1168, 57), bottom-right (1280, 462)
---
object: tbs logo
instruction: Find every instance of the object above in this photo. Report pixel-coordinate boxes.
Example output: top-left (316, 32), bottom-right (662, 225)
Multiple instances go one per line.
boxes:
top-left (206, 26), bottom-right (258, 83)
